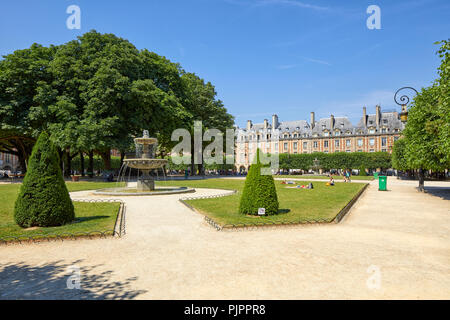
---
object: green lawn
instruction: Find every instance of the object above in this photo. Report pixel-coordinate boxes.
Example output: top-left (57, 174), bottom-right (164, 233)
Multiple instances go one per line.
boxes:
top-left (275, 175), bottom-right (374, 181)
top-left (0, 182), bottom-right (121, 239)
top-left (157, 178), bottom-right (366, 225)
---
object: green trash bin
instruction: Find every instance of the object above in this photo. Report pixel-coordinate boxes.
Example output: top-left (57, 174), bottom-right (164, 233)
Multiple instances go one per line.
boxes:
top-left (373, 172), bottom-right (379, 179)
top-left (379, 176), bottom-right (387, 191)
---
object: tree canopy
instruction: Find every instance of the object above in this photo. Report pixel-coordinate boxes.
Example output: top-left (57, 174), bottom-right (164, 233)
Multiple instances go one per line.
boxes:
top-left (392, 39), bottom-right (449, 190)
top-left (0, 30), bottom-right (234, 173)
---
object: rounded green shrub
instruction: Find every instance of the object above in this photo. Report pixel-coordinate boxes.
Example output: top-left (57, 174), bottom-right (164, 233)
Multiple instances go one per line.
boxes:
top-left (239, 150), bottom-right (279, 215)
top-left (14, 131), bottom-right (75, 227)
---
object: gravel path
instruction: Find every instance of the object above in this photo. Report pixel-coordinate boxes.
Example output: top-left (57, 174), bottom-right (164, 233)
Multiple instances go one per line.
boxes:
top-left (0, 177), bottom-right (449, 299)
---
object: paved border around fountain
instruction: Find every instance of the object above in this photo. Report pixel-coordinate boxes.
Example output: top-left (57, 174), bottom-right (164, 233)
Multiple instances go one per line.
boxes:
top-left (93, 186), bottom-right (195, 196)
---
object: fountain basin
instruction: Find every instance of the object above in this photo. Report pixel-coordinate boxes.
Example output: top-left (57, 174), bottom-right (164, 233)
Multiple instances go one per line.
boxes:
top-left (123, 159), bottom-right (168, 170)
top-left (93, 186), bottom-right (195, 196)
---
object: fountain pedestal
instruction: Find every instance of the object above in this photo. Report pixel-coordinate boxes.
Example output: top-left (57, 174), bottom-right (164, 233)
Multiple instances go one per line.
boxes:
top-left (137, 179), bottom-right (155, 191)
top-left (137, 169), bottom-right (155, 191)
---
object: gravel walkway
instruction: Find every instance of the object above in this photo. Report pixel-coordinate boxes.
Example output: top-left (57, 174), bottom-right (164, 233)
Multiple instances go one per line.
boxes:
top-left (0, 177), bottom-right (449, 299)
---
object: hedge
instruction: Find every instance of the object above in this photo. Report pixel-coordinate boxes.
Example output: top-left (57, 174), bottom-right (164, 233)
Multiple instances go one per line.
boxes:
top-left (278, 152), bottom-right (392, 171)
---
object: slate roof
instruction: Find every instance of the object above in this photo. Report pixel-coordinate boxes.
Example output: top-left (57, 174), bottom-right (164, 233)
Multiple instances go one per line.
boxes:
top-left (238, 108), bottom-right (403, 138)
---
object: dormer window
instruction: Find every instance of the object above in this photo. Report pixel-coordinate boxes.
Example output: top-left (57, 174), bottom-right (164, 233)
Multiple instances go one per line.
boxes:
top-left (323, 131), bottom-right (329, 137)
top-left (335, 130), bottom-right (341, 136)
top-left (369, 128), bottom-right (375, 134)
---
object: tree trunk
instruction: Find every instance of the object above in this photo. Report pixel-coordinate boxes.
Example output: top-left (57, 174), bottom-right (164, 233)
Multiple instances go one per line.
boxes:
top-left (16, 148), bottom-right (27, 174)
top-left (120, 150), bottom-right (125, 168)
top-left (65, 150), bottom-right (72, 177)
top-left (88, 150), bottom-right (94, 178)
top-left (190, 151), bottom-right (195, 176)
top-left (100, 150), bottom-right (112, 171)
top-left (418, 168), bottom-right (425, 192)
top-left (80, 152), bottom-right (85, 176)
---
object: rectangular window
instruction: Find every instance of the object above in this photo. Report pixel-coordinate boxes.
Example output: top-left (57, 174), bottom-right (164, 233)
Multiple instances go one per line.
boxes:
top-left (274, 143), bottom-right (278, 151)
top-left (335, 140), bottom-right (339, 147)
top-left (357, 139), bottom-right (363, 147)
top-left (381, 137), bottom-right (387, 146)
top-left (313, 141), bottom-right (318, 148)
top-left (324, 141), bottom-right (329, 148)
top-left (369, 138), bottom-right (375, 146)
top-left (346, 139), bottom-right (351, 147)
top-left (303, 142), bottom-right (307, 149)
top-left (293, 142), bottom-right (298, 150)
top-left (284, 142), bottom-right (288, 150)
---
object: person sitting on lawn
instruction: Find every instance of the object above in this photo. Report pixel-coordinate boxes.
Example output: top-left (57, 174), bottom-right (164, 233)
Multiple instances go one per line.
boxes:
top-left (329, 176), bottom-right (335, 186)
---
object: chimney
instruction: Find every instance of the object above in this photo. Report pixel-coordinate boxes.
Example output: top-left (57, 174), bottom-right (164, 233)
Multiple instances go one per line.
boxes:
top-left (272, 114), bottom-right (278, 129)
top-left (363, 106), bottom-right (367, 127)
top-left (330, 114), bottom-right (335, 130)
top-left (247, 120), bottom-right (252, 131)
top-left (310, 112), bottom-right (315, 129)
top-left (264, 119), bottom-right (268, 129)
top-left (376, 105), bottom-right (381, 127)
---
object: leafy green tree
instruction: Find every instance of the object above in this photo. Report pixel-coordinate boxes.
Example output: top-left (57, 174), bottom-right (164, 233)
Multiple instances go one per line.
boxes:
top-left (180, 73), bottom-right (234, 175)
top-left (402, 40), bottom-right (450, 191)
top-left (14, 131), bottom-right (74, 227)
top-left (0, 44), bottom-right (57, 171)
top-left (239, 150), bottom-right (279, 215)
top-left (392, 138), bottom-right (410, 171)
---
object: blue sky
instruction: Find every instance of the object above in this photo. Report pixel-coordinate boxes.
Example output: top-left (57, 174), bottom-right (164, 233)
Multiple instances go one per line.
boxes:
top-left (1, 0), bottom-right (449, 127)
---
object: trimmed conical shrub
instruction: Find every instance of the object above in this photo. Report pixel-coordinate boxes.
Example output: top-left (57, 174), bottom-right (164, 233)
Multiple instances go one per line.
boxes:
top-left (14, 131), bottom-right (75, 227)
top-left (239, 149), bottom-right (279, 215)
top-left (359, 165), bottom-right (367, 176)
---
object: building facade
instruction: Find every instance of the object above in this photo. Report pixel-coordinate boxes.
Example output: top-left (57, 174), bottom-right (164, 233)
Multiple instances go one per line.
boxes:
top-left (0, 152), bottom-right (19, 172)
top-left (235, 105), bottom-right (404, 171)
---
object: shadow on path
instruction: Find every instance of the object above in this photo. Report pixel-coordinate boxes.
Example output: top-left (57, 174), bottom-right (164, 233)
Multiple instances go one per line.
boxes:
top-left (0, 260), bottom-right (146, 300)
top-left (424, 186), bottom-right (450, 201)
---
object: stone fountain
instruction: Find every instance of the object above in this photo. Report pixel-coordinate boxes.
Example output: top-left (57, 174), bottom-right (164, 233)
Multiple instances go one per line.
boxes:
top-left (93, 130), bottom-right (195, 196)
top-left (123, 130), bottom-right (168, 191)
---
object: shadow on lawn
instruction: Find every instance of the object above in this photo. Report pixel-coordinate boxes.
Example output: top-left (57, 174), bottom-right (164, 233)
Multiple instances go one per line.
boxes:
top-left (0, 260), bottom-right (146, 300)
top-left (72, 216), bottom-right (109, 223)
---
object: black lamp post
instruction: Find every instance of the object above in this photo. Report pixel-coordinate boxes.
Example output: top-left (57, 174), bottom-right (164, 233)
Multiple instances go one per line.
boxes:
top-left (394, 87), bottom-right (418, 123)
